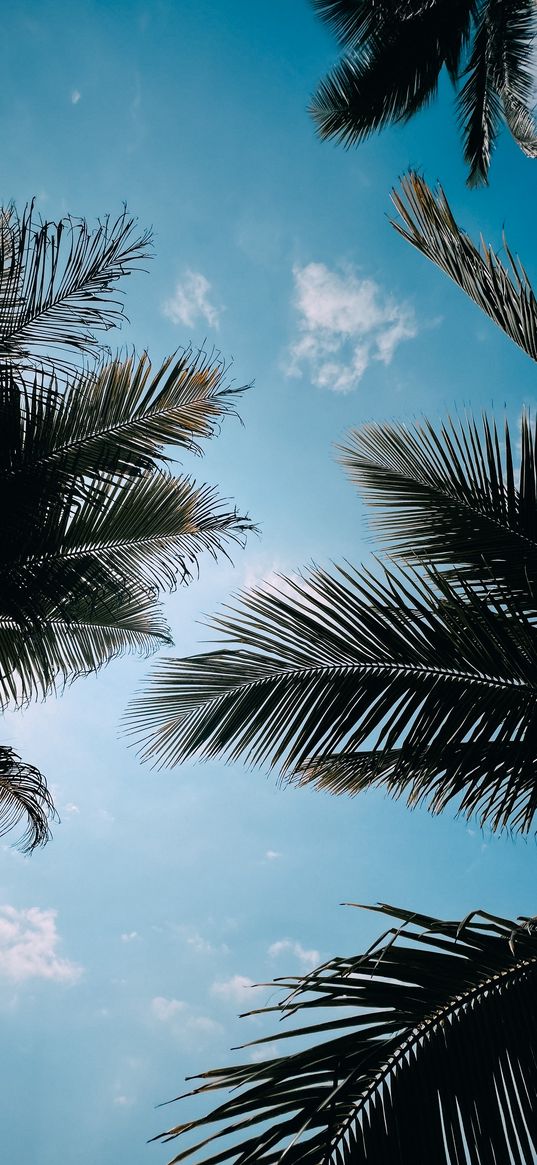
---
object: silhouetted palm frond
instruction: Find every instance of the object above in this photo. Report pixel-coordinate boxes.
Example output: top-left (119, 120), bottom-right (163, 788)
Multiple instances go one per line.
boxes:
top-left (391, 171), bottom-right (537, 359)
top-left (341, 410), bottom-right (537, 608)
top-left (0, 353), bottom-right (252, 707)
top-left (310, 1), bottom-right (537, 185)
top-left (0, 202), bottom-right (150, 375)
top-left (155, 904), bottom-right (537, 1165)
top-left (128, 561), bottom-right (537, 831)
top-left (0, 745), bottom-right (55, 852)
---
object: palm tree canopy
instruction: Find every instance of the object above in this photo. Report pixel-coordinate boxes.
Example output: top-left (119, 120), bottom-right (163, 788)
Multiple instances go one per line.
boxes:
top-left (310, 1), bottom-right (537, 186)
top-left (155, 904), bottom-right (537, 1165)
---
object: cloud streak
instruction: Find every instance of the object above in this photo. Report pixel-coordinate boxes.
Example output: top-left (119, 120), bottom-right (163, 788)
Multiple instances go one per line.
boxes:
top-left (286, 262), bottom-right (417, 392)
top-left (268, 939), bottom-right (320, 971)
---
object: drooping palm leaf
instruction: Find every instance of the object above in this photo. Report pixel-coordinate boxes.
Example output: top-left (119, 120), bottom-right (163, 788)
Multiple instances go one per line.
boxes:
top-left (127, 561), bottom-right (537, 831)
top-left (340, 410), bottom-right (537, 608)
top-left (391, 170), bottom-right (537, 359)
top-left (0, 202), bottom-right (150, 374)
top-left (154, 904), bottom-right (537, 1165)
top-left (310, 0), bottom-right (475, 149)
top-left (0, 745), bottom-right (55, 852)
top-left (311, 1), bottom-right (537, 184)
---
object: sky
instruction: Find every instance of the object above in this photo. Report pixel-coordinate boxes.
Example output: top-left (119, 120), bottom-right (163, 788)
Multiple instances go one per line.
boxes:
top-left (2, 2), bottom-right (537, 1162)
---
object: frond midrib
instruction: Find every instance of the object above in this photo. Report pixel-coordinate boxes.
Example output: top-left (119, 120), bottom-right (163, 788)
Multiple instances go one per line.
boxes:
top-left (327, 951), bottom-right (537, 1165)
top-left (0, 615), bottom-right (168, 640)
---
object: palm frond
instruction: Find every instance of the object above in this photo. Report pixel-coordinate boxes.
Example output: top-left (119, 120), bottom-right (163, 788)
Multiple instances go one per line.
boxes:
top-left (154, 904), bottom-right (537, 1165)
top-left (0, 745), bottom-right (55, 852)
top-left (457, 5), bottom-right (503, 186)
top-left (391, 170), bottom-right (537, 360)
top-left (126, 562), bottom-right (537, 832)
top-left (0, 202), bottom-right (150, 374)
top-left (340, 410), bottom-right (537, 608)
top-left (0, 587), bottom-right (171, 708)
top-left (2, 349), bottom-right (247, 482)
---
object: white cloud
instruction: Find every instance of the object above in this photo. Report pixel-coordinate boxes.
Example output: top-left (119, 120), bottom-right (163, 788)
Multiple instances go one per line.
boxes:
top-left (151, 995), bottom-right (186, 1021)
top-left (120, 931), bottom-right (138, 943)
top-left (63, 802), bottom-right (80, 815)
top-left (187, 1015), bottom-right (223, 1036)
top-left (113, 1095), bottom-right (132, 1107)
top-left (211, 974), bottom-right (260, 1007)
top-left (0, 906), bottom-right (82, 984)
top-left (265, 849), bottom-right (282, 861)
top-left (163, 271), bottom-right (220, 329)
top-left (70, 90), bottom-right (81, 104)
top-left (286, 262), bottom-right (417, 393)
top-left (268, 939), bottom-right (320, 971)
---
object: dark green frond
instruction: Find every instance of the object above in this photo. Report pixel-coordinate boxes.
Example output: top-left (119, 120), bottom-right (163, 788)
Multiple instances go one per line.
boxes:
top-left (126, 563), bottom-right (537, 832)
top-left (0, 745), bottom-right (56, 852)
top-left (340, 411), bottom-right (537, 608)
top-left (0, 202), bottom-right (150, 373)
top-left (154, 904), bottom-right (537, 1165)
top-left (391, 171), bottom-right (537, 360)
top-left (0, 587), bottom-right (171, 707)
top-left (457, 5), bottom-right (503, 186)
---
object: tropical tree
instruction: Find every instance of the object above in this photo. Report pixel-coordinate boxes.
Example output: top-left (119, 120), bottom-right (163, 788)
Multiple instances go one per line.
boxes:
top-left (141, 176), bottom-right (537, 1165)
top-left (0, 203), bottom-right (252, 851)
top-left (154, 905), bottom-right (537, 1165)
top-left (310, 0), bottom-right (537, 186)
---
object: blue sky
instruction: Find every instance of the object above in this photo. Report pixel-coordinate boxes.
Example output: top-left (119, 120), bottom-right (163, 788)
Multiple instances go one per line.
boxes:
top-left (3, 1), bottom-right (537, 1162)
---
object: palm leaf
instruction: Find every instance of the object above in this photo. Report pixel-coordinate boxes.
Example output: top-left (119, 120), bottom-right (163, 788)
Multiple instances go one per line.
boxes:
top-left (340, 410), bottom-right (537, 608)
top-left (391, 170), bottom-right (537, 360)
top-left (127, 562), bottom-right (537, 832)
top-left (0, 745), bottom-right (55, 852)
top-left (4, 348), bottom-right (247, 482)
top-left (0, 202), bottom-right (150, 374)
top-left (0, 587), bottom-right (171, 707)
top-left (154, 904), bottom-right (537, 1165)
top-left (457, 4), bottom-right (503, 186)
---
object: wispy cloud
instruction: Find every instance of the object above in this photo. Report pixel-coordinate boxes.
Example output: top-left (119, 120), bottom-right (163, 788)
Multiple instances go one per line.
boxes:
top-left (150, 996), bottom-right (223, 1041)
top-left (70, 90), bottom-right (81, 105)
top-left (268, 939), bottom-right (320, 971)
top-left (265, 849), bottom-right (282, 861)
top-left (211, 974), bottom-right (260, 1007)
top-left (0, 906), bottom-right (82, 984)
top-left (163, 271), bottom-right (220, 329)
top-left (286, 262), bottom-right (417, 393)
top-left (120, 931), bottom-right (138, 943)
top-left (150, 995), bottom-right (185, 1021)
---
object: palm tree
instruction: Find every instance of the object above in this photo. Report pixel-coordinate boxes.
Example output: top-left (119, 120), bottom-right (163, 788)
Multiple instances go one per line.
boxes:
top-left (310, 0), bottom-right (537, 186)
top-left (0, 203), bottom-right (252, 851)
top-left (154, 904), bottom-right (537, 1165)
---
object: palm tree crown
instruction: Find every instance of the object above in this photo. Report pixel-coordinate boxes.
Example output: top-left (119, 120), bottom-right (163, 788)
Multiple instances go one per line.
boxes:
top-left (310, 0), bottom-right (537, 186)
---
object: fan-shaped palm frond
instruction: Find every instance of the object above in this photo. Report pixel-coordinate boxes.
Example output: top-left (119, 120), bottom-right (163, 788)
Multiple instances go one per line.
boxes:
top-left (0, 202), bottom-right (150, 374)
top-left (0, 745), bottom-right (55, 853)
top-left (127, 560), bottom-right (537, 831)
top-left (340, 410), bottom-right (537, 608)
top-left (154, 904), bottom-right (537, 1165)
top-left (310, 0), bottom-right (537, 185)
top-left (391, 171), bottom-right (537, 359)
